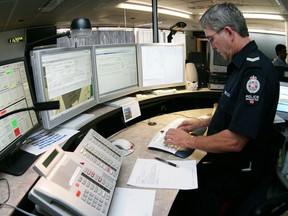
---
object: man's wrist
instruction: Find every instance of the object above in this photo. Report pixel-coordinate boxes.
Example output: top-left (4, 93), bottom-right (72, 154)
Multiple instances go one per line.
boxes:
top-left (186, 135), bottom-right (196, 148)
top-left (197, 115), bottom-right (211, 127)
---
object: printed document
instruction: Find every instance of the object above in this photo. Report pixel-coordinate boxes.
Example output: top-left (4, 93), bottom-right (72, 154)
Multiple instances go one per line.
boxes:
top-left (127, 158), bottom-right (198, 189)
top-left (21, 128), bottom-right (78, 155)
top-left (108, 187), bottom-right (155, 216)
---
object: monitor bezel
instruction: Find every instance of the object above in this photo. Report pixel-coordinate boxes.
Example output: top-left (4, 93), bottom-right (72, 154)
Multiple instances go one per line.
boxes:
top-left (276, 81), bottom-right (288, 120)
top-left (31, 46), bottom-right (98, 129)
top-left (209, 46), bottom-right (229, 73)
top-left (137, 43), bottom-right (186, 91)
top-left (93, 43), bottom-right (140, 103)
top-left (0, 57), bottom-right (41, 167)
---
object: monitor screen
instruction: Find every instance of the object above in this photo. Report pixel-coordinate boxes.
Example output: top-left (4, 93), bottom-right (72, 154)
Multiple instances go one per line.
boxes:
top-left (0, 58), bottom-right (40, 175)
top-left (31, 46), bottom-right (98, 129)
top-left (276, 81), bottom-right (288, 120)
top-left (26, 26), bottom-right (57, 47)
top-left (138, 43), bottom-right (185, 90)
top-left (275, 66), bottom-right (288, 82)
top-left (94, 44), bottom-right (139, 103)
top-left (209, 47), bottom-right (230, 73)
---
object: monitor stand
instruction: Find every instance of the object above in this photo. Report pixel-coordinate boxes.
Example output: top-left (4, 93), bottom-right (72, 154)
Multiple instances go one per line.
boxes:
top-left (59, 113), bottom-right (96, 130)
top-left (0, 149), bottom-right (38, 176)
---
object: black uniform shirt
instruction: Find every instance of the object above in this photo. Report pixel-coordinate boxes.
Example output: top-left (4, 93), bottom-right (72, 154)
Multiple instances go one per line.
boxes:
top-left (206, 41), bottom-right (279, 172)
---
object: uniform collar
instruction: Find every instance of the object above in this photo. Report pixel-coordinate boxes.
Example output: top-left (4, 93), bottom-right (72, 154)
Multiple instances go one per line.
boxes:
top-left (227, 41), bottom-right (258, 74)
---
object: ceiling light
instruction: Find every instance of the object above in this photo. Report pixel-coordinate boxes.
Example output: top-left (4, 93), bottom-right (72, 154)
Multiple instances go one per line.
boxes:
top-left (117, 3), bottom-right (192, 19)
top-left (248, 28), bottom-right (285, 35)
top-left (243, 13), bottom-right (285, 21)
top-left (273, 0), bottom-right (287, 12)
top-left (39, 0), bottom-right (64, 12)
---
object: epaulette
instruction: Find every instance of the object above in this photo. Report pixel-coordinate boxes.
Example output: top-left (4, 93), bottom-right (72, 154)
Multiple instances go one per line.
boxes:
top-left (244, 51), bottom-right (262, 69)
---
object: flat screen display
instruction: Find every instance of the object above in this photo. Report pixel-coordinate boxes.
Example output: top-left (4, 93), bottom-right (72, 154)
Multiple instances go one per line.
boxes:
top-left (0, 58), bottom-right (40, 174)
top-left (277, 81), bottom-right (288, 120)
top-left (138, 43), bottom-right (185, 90)
top-left (94, 44), bottom-right (139, 103)
top-left (31, 46), bottom-right (98, 129)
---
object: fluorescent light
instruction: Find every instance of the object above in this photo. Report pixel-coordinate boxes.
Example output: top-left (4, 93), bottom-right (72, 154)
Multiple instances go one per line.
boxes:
top-left (117, 3), bottom-right (191, 19)
top-left (159, 8), bottom-right (191, 19)
top-left (273, 0), bottom-right (286, 12)
top-left (248, 28), bottom-right (286, 35)
top-left (39, 0), bottom-right (64, 12)
top-left (243, 13), bottom-right (285, 21)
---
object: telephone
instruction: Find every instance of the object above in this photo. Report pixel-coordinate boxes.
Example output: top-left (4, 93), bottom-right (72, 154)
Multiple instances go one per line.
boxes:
top-left (29, 129), bottom-right (123, 216)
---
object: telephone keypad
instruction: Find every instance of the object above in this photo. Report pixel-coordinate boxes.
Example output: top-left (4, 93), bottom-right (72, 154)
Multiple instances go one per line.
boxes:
top-left (75, 129), bottom-right (123, 180)
top-left (76, 166), bottom-right (114, 215)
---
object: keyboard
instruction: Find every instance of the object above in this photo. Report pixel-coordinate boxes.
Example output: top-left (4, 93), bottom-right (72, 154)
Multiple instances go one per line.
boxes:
top-left (148, 117), bottom-right (207, 158)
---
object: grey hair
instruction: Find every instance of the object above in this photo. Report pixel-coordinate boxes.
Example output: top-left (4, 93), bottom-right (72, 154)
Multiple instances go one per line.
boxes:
top-left (199, 2), bottom-right (249, 37)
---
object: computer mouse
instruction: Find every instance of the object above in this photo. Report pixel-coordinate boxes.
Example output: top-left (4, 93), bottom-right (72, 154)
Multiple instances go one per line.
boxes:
top-left (112, 139), bottom-right (134, 151)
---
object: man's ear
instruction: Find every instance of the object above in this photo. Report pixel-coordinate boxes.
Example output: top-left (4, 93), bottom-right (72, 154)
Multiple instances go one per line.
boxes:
top-left (224, 26), bottom-right (235, 41)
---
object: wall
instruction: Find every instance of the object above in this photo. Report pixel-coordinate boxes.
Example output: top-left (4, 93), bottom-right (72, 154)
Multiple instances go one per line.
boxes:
top-left (0, 29), bottom-right (25, 61)
top-left (249, 32), bottom-right (286, 60)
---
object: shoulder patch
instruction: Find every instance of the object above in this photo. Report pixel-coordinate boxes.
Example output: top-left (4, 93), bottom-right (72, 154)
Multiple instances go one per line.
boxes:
top-left (246, 75), bottom-right (260, 93)
top-left (244, 75), bottom-right (262, 106)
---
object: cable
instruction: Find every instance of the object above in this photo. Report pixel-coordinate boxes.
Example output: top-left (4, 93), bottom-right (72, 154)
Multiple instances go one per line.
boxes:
top-left (0, 178), bottom-right (10, 208)
top-left (0, 202), bottom-right (37, 216)
top-left (0, 178), bottom-right (37, 216)
top-left (148, 119), bottom-right (157, 126)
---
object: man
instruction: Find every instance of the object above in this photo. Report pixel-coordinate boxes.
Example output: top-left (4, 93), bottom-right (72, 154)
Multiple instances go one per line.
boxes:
top-left (165, 2), bottom-right (279, 215)
top-left (273, 44), bottom-right (288, 67)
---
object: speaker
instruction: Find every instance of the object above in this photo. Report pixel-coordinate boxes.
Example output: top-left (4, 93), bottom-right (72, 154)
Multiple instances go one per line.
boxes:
top-left (185, 63), bottom-right (198, 91)
top-left (196, 67), bottom-right (208, 88)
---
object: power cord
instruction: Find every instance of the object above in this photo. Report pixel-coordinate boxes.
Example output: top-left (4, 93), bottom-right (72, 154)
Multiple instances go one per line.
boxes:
top-left (0, 178), bottom-right (10, 206)
top-left (0, 178), bottom-right (37, 216)
top-left (0, 202), bottom-right (37, 216)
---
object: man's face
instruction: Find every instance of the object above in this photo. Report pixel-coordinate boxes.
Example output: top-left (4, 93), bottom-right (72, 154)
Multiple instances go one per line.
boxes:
top-left (279, 48), bottom-right (287, 61)
top-left (205, 27), bottom-right (233, 61)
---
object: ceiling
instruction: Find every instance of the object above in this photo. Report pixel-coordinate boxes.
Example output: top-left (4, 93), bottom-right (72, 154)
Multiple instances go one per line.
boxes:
top-left (0, 0), bottom-right (287, 33)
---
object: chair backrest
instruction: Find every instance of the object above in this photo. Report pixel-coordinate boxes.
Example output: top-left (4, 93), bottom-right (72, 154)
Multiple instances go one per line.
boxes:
top-left (250, 125), bottom-right (288, 216)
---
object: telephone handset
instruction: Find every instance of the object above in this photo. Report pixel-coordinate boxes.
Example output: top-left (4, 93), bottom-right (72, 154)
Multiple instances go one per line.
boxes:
top-left (29, 129), bottom-right (123, 216)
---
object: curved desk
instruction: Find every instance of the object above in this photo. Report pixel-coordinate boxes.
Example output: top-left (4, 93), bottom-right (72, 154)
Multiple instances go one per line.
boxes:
top-left (0, 89), bottom-right (219, 216)
top-left (109, 108), bottom-right (212, 216)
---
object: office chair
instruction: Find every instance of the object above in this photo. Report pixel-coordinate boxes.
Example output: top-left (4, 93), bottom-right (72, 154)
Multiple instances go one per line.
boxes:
top-left (249, 126), bottom-right (288, 216)
top-left (250, 191), bottom-right (288, 216)
top-left (220, 126), bottom-right (288, 216)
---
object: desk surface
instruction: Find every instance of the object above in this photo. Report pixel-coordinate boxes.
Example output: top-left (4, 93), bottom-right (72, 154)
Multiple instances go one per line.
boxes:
top-left (0, 89), bottom-right (217, 215)
top-left (109, 108), bottom-right (212, 216)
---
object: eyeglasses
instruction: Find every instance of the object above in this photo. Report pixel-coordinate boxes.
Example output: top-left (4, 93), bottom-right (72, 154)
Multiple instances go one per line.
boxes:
top-left (207, 28), bottom-right (225, 44)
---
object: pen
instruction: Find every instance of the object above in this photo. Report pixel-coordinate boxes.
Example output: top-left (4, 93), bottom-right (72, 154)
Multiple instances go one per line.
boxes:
top-left (154, 157), bottom-right (178, 168)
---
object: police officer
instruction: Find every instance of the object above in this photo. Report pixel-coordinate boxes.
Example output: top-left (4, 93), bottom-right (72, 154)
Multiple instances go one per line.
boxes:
top-left (165, 2), bottom-right (279, 216)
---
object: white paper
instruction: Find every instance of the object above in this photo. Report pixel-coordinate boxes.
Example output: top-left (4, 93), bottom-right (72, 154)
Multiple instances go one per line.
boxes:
top-left (108, 187), bottom-right (155, 216)
top-left (127, 158), bottom-right (198, 189)
top-left (122, 99), bottom-right (141, 122)
top-left (21, 128), bottom-right (79, 155)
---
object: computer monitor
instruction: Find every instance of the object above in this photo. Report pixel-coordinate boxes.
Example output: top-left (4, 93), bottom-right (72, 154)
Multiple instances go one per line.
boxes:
top-left (274, 66), bottom-right (288, 82)
top-left (209, 47), bottom-right (230, 73)
top-left (26, 26), bottom-right (57, 47)
top-left (31, 46), bottom-right (98, 129)
top-left (138, 43), bottom-right (185, 91)
top-left (94, 44), bottom-right (140, 103)
top-left (0, 57), bottom-right (40, 175)
top-left (276, 81), bottom-right (288, 120)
